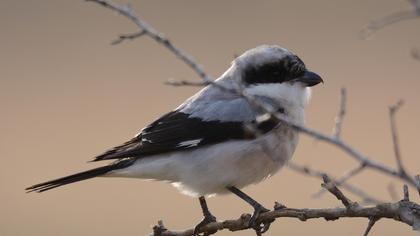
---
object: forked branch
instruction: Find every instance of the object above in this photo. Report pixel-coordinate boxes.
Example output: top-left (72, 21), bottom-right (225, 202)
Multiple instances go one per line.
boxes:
top-left (87, 1), bottom-right (420, 235)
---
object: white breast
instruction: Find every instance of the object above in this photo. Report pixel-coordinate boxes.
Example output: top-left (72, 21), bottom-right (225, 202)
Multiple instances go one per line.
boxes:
top-left (109, 83), bottom-right (308, 197)
top-left (109, 122), bottom-right (300, 197)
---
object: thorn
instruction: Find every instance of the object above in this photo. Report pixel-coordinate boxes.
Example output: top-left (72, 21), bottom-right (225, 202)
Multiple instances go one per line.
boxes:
top-left (363, 217), bottom-right (378, 236)
top-left (403, 184), bottom-right (410, 201)
top-left (274, 201), bottom-right (286, 210)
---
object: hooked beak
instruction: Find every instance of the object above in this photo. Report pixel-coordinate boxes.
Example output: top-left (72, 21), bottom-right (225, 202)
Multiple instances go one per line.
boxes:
top-left (297, 71), bottom-right (323, 87)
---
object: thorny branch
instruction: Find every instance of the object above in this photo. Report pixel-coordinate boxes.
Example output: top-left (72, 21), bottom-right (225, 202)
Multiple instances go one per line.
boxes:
top-left (87, 0), bottom-right (420, 235)
top-left (151, 178), bottom-right (420, 236)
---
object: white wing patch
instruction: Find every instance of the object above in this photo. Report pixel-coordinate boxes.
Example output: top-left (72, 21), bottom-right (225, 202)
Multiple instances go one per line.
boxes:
top-left (176, 139), bottom-right (203, 148)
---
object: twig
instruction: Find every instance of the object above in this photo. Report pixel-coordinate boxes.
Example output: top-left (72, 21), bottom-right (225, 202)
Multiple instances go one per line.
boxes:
top-left (389, 100), bottom-right (406, 175)
top-left (362, 217), bottom-right (378, 236)
top-left (321, 175), bottom-right (356, 209)
top-left (86, 0), bottom-right (213, 83)
top-left (333, 87), bottom-right (347, 139)
top-left (312, 163), bottom-right (366, 199)
top-left (165, 79), bottom-right (209, 87)
top-left (111, 30), bottom-right (147, 45)
top-left (360, 0), bottom-right (420, 39)
top-left (87, 1), bottom-right (420, 235)
top-left (404, 184), bottom-right (410, 201)
top-left (88, 0), bottom-right (420, 191)
top-left (288, 162), bottom-right (382, 205)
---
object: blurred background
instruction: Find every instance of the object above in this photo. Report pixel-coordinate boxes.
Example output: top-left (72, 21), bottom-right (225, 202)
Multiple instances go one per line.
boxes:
top-left (1, 0), bottom-right (420, 235)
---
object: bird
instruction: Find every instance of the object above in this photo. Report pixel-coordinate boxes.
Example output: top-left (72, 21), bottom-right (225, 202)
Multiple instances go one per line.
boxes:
top-left (26, 45), bottom-right (323, 234)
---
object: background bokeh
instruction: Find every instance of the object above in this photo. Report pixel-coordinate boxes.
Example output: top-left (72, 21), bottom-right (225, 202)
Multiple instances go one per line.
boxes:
top-left (1, 1), bottom-right (420, 235)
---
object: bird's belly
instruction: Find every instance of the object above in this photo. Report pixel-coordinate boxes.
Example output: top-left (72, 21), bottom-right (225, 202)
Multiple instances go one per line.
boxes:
top-left (110, 130), bottom-right (298, 197)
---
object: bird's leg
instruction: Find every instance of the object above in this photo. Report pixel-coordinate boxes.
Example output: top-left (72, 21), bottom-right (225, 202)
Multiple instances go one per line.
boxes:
top-left (193, 196), bottom-right (217, 236)
top-left (227, 186), bottom-right (274, 234)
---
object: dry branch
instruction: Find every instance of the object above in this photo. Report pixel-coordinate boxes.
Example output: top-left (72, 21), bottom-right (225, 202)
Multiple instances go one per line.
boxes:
top-left (360, 0), bottom-right (420, 39)
top-left (87, 0), bottom-right (420, 235)
top-left (333, 87), bottom-right (347, 139)
top-left (288, 162), bottom-right (382, 205)
top-left (151, 181), bottom-right (420, 236)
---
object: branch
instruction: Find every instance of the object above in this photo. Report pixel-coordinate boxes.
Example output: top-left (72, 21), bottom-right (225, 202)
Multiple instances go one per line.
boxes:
top-left (312, 163), bottom-right (366, 199)
top-left (360, 0), bottom-right (420, 39)
top-left (333, 87), bottom-right (347, 139)
top-left (415, 175), bottom-right (420, 197)
top-left (111, 30), bottom-right (147, 45)
top-left (87, 1), bottom-right (420, 235)
top-left (88, 0), bottom-right (420, 191)
top-left (389, 100), bottom-right (405, 174)
top-left (321, 174), bottom-right (356, 209)
top-left (288, 162), bottom-right (382, 205)
top-left (151, 182), bottom-right (420, 236)
top-left (86, 0), bottom-right (213, 83)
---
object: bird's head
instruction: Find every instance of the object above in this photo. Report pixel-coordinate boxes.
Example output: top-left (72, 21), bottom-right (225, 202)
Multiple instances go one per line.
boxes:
top-left (229, 45), bottom-right (323, 108)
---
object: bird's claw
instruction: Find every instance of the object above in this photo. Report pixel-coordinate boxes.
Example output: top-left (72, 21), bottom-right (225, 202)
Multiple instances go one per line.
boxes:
top-left (249, 205), bottom-right (274, 235)
top-left (192, 214), bottom-right (217, 236)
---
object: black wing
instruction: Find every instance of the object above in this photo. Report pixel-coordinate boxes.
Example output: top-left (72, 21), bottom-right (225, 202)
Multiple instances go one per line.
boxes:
top-left (92, 111), bottom-right (279, 162)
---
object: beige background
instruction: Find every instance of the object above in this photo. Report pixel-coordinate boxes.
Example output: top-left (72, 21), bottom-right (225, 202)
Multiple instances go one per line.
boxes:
top-left (1, 0), bottom-right (420, 235)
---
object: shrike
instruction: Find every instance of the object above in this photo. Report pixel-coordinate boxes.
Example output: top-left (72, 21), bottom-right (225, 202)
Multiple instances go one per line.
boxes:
top-left (27, 45), bottom-right (323, 234)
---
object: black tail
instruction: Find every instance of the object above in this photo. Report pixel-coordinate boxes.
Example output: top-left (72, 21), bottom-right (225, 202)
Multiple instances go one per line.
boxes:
top-left (26, 159), bottom-right (134, 193)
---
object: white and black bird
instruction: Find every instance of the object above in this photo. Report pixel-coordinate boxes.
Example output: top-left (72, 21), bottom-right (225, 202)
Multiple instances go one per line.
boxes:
top-left (27, 45), bottom-right (323, 234)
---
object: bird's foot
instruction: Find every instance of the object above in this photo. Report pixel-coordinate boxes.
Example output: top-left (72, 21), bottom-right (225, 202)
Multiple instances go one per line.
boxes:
top-left (193, 213), bottom-right (217, 236)
top-left (249, 205), bottom-right (274, 235)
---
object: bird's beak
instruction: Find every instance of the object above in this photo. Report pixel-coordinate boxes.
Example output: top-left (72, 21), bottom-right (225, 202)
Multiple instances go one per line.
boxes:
top-left (296, 71), bottom-right (323, 87)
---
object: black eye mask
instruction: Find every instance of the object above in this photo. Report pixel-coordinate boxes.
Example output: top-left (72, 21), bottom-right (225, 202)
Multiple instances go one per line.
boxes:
top-left (242, 55), bottom-right (306, 85)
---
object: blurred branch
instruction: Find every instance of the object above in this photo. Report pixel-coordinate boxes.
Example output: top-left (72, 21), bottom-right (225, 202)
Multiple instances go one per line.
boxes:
top-left (311, 163), bottom-right (367, 200)
top-left (333, 88), bottom-right (347, 139)
top-left (86, 0), bottom-right (214, 83)
top-left (360, 0), bottom-right (420, 60)
top-left (111, 30), bottom-right (147, 45)
top-left (288, 162), bottom-right (382, 205)
top-left (360, 0), bottom-right (420, 39)
top-left (151, 179), bottom-right (420, 236)
top-left (389, 100), bottom-right (406, 175)
top-left (88, 0), bottom-right (420, 235)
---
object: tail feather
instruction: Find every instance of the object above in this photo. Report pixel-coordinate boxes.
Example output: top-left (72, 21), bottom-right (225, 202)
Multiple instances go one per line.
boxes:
top-left (26, 159), bottom-right (134, 193)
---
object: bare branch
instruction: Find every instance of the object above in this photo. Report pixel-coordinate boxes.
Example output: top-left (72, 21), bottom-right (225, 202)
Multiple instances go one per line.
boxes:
top-left (88, 0), bottom-right (420, 191)
top-left (404, 184), bottom-right (410, 201)
top-left (322, 175), bottom-right (356, 209)
top-left (87, 1), bottom-right (420, 235)
top-left (313, 163), bottom-right (365, 198)
top-left (415, 175), bottom-right (420, 197)
top-left (362, 217), bottom-right (378, 236)
top-left (86, 0), bottom-right (213, 83)
top-left (333, 87), bottom-right (347, 139)
top-left (150, 199), bottom-right (420, 236)
top-left (288, 163), bottom-right (382, 205)
top-left (360, 8), bottom-right (419, 39)
top-left (165, 79), bottom-right (209, 87)
top-left (111, 30), bottom-right (147, 45)
top-left (389, 100), bottom-right (406, 174)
